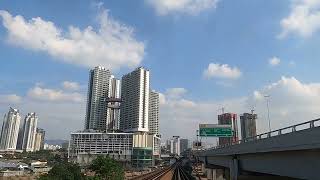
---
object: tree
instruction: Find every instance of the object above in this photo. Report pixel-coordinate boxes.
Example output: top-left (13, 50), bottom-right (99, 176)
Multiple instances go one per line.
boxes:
top-left (89, 156), bottom-right (124, 180)
top-left (38, 162), bottom-right (83, 180)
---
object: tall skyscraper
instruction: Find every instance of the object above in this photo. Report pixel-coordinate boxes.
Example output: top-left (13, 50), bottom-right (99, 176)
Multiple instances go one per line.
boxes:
top-left (170, 136), bottom-right (180, 155)
top-left (106, 76), bottom-right (121, 131)
top-left (120, 67), bottom-right (150, 132)
top-left (149, 90), bottom-right (159, 135)
top-left (218, 113), bottom-right (239, 146)
top-left (21, 113), bottom-right (38, 152)
top-left (85, 66), bottom-right (112, 130)
top-left (180, 139), bottom-right (189, 153)
top-left (240, 113), bottom-right (257, 140)
top-left (0, 107), bottom-right (21, 151)
top-left (34, 128), bottom-right (45, 151)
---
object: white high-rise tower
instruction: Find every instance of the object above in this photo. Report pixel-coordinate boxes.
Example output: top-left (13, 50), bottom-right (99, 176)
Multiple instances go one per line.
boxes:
top-left (120, 67), bottom-right (150, 132)
top-left (149, 90), bottom-right (159, 135)
top-left (85, 66), bottom-right (112, 130)
top-left (22, 113), bottom-right (38, 152)
top-left (0, 107), bottom-right (21, 151)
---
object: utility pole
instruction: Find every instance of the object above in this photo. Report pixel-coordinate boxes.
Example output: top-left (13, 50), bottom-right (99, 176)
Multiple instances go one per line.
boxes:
top-left (264, 95), bottom-right (271, 133)
top-left (251, 108), bottom-right (256, 141)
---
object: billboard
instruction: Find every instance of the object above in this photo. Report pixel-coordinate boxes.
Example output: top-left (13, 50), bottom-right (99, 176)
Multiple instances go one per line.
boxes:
top-left (199, 124), bottom-right (233, 137)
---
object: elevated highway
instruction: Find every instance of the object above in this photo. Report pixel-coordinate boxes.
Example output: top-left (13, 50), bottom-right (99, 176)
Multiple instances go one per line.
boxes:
top-left (196, 119), bottom-right (320, 180)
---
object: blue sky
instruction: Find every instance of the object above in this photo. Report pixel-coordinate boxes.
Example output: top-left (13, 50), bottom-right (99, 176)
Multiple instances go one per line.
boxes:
top-left (1, 0), bottom-right (320, 141)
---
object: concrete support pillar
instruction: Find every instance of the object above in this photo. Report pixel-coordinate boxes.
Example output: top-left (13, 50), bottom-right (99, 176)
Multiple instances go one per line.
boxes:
top-left (225, 168), bottom-right (230, 180)
top-left (216, 169), bottom-right (224, 180)
top-left (229, 158), bottom-right (239, 180)
top-left (206, 168), bottom-right (224, 180)
top-left (206, 168), bottom-right (213, 180)
top-left (202, 163), bottom-right (206, 173)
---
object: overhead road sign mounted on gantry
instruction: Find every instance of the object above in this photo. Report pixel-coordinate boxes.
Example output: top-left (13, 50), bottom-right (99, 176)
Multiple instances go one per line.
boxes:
top-left (199, 124), bottom-right (233, 137)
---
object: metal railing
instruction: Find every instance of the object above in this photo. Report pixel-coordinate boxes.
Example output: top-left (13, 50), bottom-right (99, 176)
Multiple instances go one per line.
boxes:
top-left (209, 118), bottom-right (320, 150)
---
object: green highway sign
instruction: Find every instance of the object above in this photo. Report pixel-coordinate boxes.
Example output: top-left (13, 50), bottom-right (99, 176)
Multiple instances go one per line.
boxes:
top-left (199, 124), bottom-right (233, 137)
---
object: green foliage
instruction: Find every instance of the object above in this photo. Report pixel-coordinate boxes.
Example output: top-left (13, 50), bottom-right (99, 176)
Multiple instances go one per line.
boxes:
top-left (90, 156), bottom-right (124, 180)
top-left (85, 176), bottom-right (101, 180)
top-left (38, 156), bottom-right (124, 180)
top-left (38, 162), bottom-right (83, 180)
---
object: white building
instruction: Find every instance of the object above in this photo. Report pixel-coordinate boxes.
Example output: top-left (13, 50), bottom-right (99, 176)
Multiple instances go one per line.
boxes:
top-left (170, 136), bottom-right (180, 156)
top-left (69, 131), bottom-right (133, 165)
top-left (44, 143), bottom-right (61, 150)
top-left (68, 131), bottom-right (161, 168)
top-left (21, 113), bottom-right (38, 152)
top-left (120, 67), bottom-right (150, 132)
top-left (0, 108), bottom-right (21, 151)
top-left (85, 66), bottom-right (112, 130)
top-left (149, 90), bottom-right (159, 135)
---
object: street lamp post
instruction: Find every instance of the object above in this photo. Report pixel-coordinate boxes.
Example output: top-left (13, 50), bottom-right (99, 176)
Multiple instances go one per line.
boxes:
top-left (264, 95), bottom-right (271, 133)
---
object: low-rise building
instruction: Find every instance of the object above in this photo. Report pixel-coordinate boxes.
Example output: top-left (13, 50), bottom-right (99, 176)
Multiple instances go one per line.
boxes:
top-left (31, 161), bottom-right (51, 175)
top-left (0, 160), bottom-right (28, 177)
top-left (68, 131), bottom-right (133, 166)
top-left (44, 143), bottom-right (61, 150)
top-left (68, 130), bottom-right (161, 169)
top-left (0, 170), bottom-right (24, 177)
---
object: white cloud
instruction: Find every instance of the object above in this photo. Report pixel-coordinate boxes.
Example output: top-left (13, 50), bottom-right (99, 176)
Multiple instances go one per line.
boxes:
top-left (253, 91), bottom-right (264, 101)
top-left (62, 81), bottom-right (80, 91)
top-left (27, 85), bottom-right (83, 103)
top-left (145, 0), bottom-right (219, 15)
top-left (249, 76), bottom-right (320, 131)
top-left (269, 57), bottom-right (281, 66)
top-left (279, 0), bottom-right (320, 38)
top-left (203, 63), bottom-right (242, 79)
top-left (15, 100), bottom-right (85, 140)
top-left (0, 9), bottom-right (145, 70)
top-left (165, 88), bottom-right (187, 99)
top-left (0, 94), bottom-right (22, 104)
top-left (159, 93), bottom-right (167, 105)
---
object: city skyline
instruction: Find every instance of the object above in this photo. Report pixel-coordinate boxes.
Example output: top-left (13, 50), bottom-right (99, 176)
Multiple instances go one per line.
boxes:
top-left (0, 107), bottom-right (45, 152)
top-left (2, 1), bottom-right (320, 141)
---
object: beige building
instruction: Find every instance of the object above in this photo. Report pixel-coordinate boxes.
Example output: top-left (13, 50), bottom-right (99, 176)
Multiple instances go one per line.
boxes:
top-left (34, 128), bottom-right (45, 151)
top-left (21, 113), bottom-right (38, 152)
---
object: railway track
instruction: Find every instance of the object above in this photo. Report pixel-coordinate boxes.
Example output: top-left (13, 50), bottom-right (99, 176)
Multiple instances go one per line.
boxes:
top-left (132, 159), bottom-right (194, 180)
top-left (131, 165), bottom-right (174, 180)
top-left (172, 161), bottom-right (194, 180)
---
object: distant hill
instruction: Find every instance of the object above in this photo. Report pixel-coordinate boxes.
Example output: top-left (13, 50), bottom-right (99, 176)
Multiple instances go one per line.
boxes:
top-left (45, 139), bottom-right (68, 146)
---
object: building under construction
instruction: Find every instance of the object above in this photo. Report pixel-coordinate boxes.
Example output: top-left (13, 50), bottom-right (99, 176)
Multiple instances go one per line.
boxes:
top-left (218, 113), bottom-right (239, 146)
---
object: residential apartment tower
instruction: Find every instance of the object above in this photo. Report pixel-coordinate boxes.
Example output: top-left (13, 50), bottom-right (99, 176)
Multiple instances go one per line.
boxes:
top-left (120, 67), bottom-right (150, 132)
top-left (0, 108), bottom-right (21, 151)
top-left (149, 90), bottom-right (160, 135)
